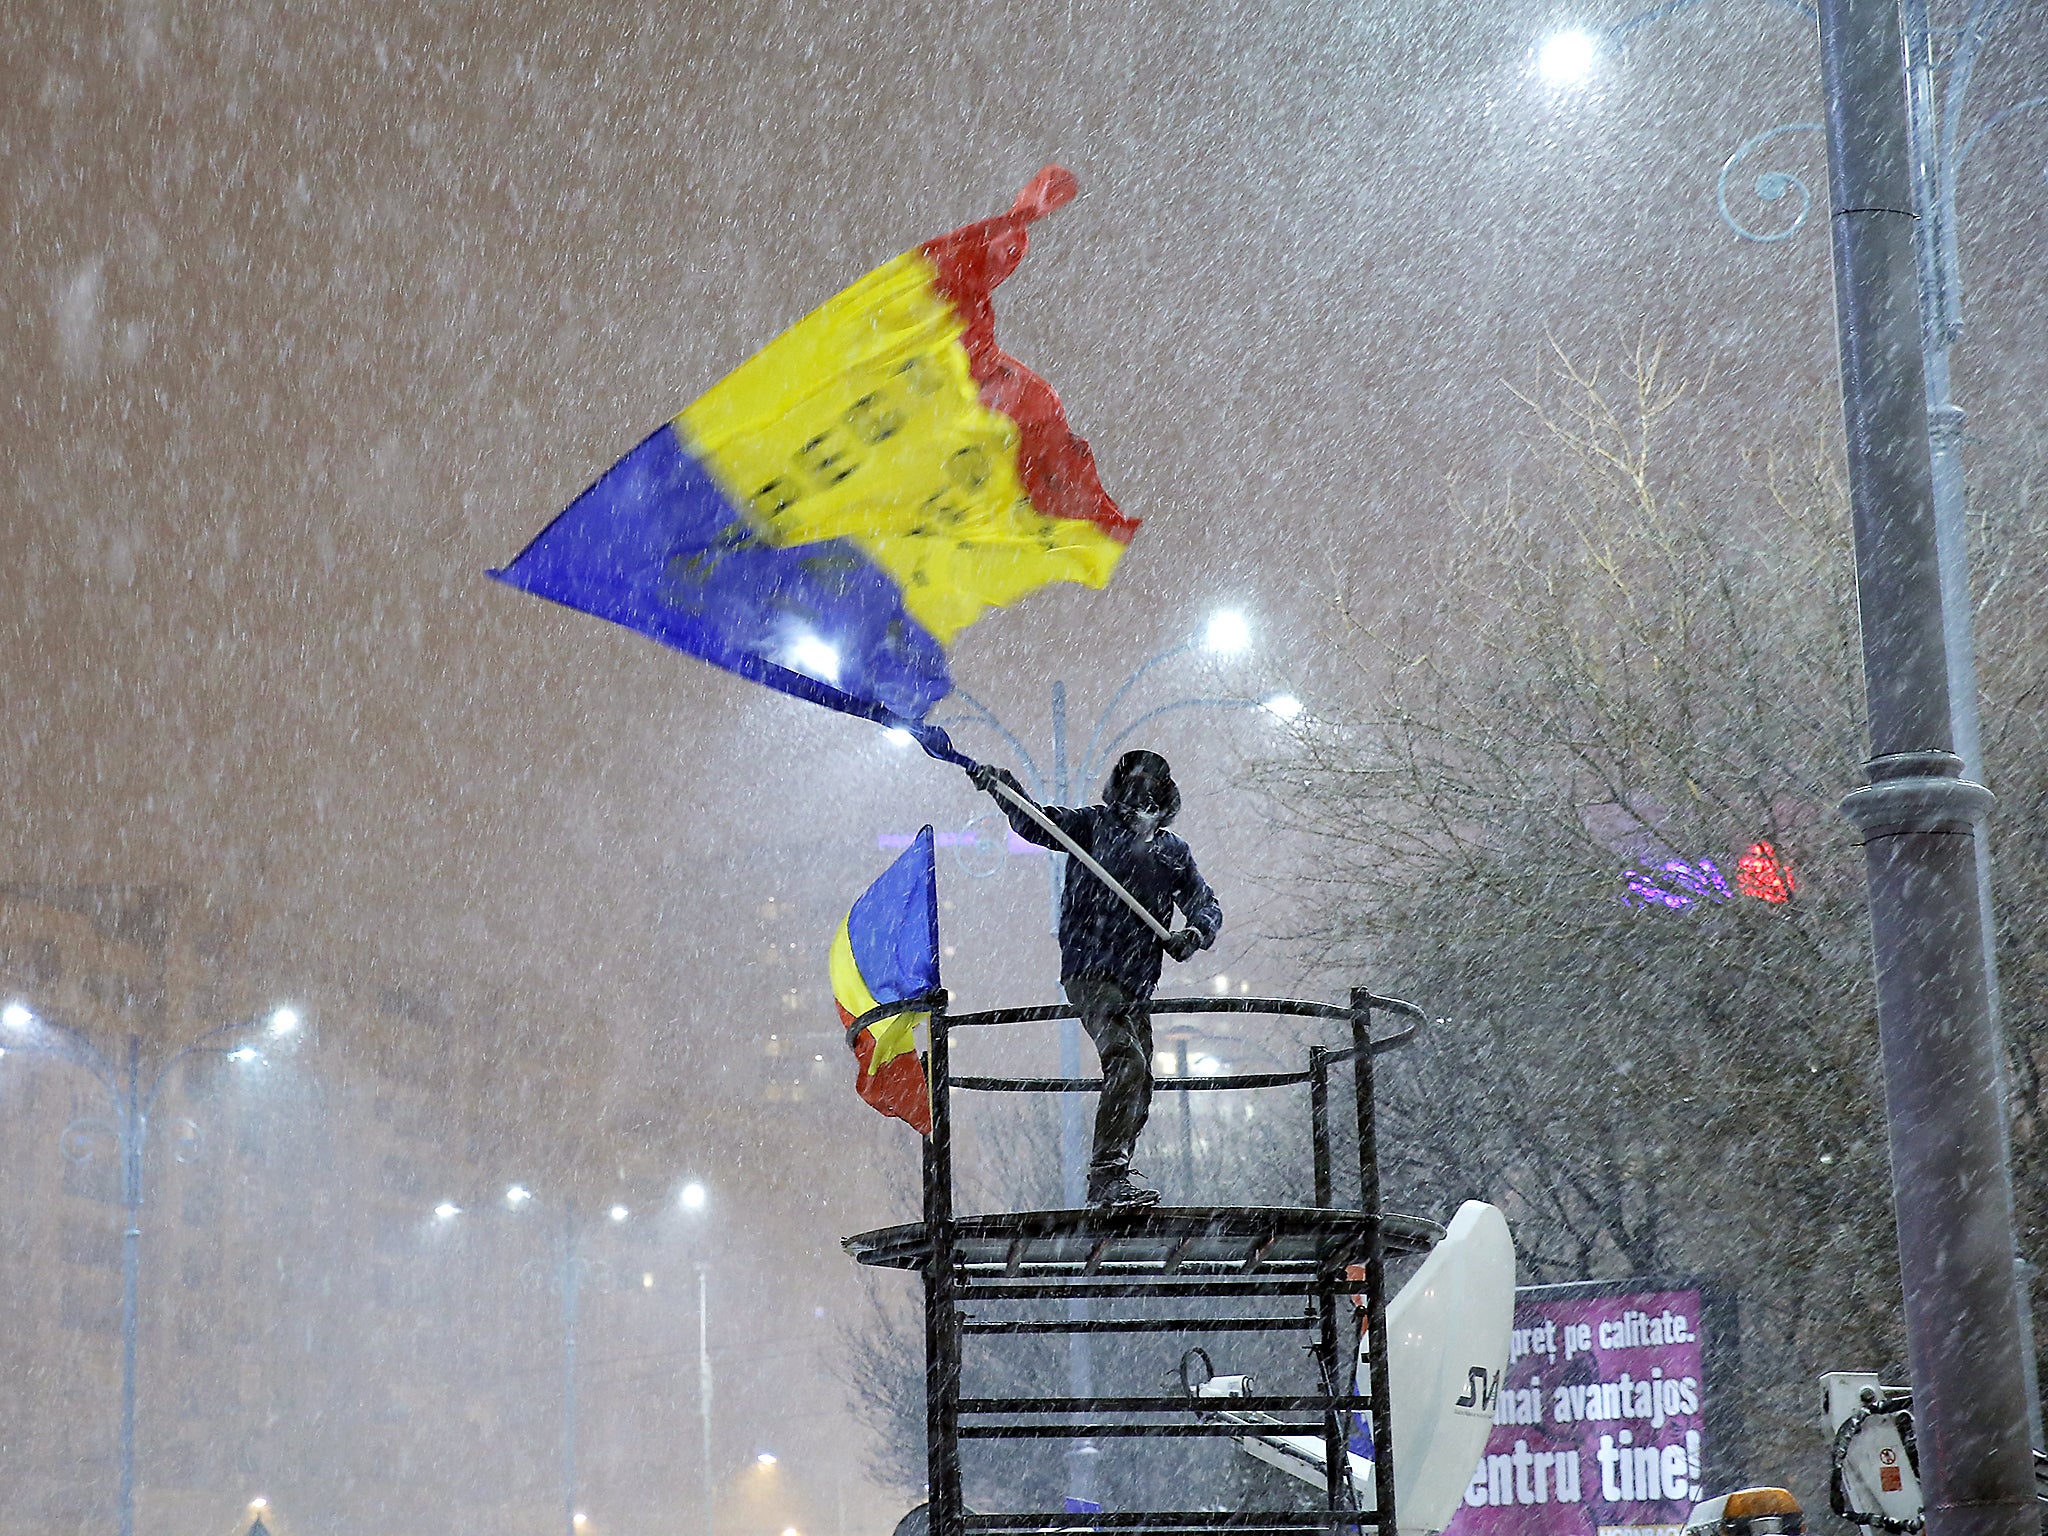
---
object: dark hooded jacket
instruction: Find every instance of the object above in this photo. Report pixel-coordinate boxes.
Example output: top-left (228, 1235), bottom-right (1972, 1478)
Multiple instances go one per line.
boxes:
top-left (990, 754), bottom-right (1222, 998)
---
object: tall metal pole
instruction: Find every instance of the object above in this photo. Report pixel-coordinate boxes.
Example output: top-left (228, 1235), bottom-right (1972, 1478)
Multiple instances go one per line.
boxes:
top-left (8, 1004), bottom-right (279, 1535)
top-left (118, 1035), bottom-right (142, 1536)
top-left (698, 1261), bottom-right (715, 1536)
top-left (1820, 4), bottom-right (2034, 1534)
top-left (1050, 680), bottom-right (1088, 1208)
top-left (924, 1000), bottom-right (962, 1536)
top-left (1898, 0), bottom-right (2038, 1445)
top-left (562, 1208), bottom-right (581, 1536)
top-left (1175, 1037), bottom-right (1194, 1201)
top-left (1349, 994), bottom-right (1394, 1536)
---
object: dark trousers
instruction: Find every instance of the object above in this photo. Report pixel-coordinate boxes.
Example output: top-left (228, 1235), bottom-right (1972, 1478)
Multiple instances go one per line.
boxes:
top-left (1067, 973), bottom-right (1153, 1189)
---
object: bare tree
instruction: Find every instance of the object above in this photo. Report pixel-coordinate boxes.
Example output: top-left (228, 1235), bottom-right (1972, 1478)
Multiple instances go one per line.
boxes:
top-left (1260, 340), bottom-right (2048, 1495)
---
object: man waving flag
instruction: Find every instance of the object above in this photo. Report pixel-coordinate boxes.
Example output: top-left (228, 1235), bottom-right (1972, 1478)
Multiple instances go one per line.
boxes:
top-left (490, 167), bottom-right (1138, 766)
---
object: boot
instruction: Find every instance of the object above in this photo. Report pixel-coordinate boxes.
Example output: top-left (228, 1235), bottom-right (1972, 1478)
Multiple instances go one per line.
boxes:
top-left (1088, 1169), bottom-right (1161, 1210)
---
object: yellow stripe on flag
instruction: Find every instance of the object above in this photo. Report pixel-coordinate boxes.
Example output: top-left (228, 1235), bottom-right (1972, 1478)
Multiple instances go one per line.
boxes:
top-left (829, 915), bottom-right (924, 1079)
top-left (679, 252), bottom-right (1126, 646)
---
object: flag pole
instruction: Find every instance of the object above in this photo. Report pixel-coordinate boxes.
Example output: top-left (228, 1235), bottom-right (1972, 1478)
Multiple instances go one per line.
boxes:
top-left (984, 775), bottom-right (1176, 944)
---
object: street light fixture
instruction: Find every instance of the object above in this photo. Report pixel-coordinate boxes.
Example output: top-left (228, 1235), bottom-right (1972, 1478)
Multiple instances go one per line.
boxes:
top-left (757, 1452), bottom-right (779, 1468)
top-left (1202, 609), bottom-right (1251, 655)
top-left (0, 999), bottom-right (303, 1536)
top-left (441, 1184), bottom-right (714, 1536)
top-left (1537, 28), bottom-right (1600, 85)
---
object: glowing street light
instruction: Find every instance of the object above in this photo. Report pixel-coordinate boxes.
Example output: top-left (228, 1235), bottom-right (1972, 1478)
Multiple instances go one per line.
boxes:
top-left (506, 1184), bottom-right (533, 1207)
top-left (1537, 28), bottom-right (1599, 85)
top-left (1262, 693), bottom-right (1304, 722)
top-left (680, 1181), bottom-right (708, 1211)
top-left (787, 633), bottom-right (841, 683)
top-left (248, 1498), bottom-right (268, 1512)
top-left (756, 1451), bottom-right (779, 1468)
top-left (434, 1201), bottom-right (462, 1220)
top-left (608, 1203), bottom-right (629, 1223)
top-left (1202, 610), bottom-right (1251, 655)
top-left (2, 998), bottom-right (306, 1536)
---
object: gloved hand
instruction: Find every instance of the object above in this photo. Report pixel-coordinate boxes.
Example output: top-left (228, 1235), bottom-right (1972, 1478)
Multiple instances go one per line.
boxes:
top-left (967, 762), bottom-right (999, 793)
top-left (1164, 928), bottom-right (1204, 963)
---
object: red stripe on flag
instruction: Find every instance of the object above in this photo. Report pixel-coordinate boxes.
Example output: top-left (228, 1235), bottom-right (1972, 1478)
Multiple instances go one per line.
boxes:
top-left (918, 167), bottom-right (1138, 546)
top-left (841, 1003), bottom-right (932, 1135)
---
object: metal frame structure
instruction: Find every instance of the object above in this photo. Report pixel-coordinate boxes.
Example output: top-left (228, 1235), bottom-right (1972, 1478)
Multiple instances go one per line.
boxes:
top-left (845, 988), bottom-right (1427, 1536)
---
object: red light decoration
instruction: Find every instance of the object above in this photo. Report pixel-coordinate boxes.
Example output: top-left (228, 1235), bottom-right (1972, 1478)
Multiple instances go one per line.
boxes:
top-left (1735, 841), bottom-right (1795, 903)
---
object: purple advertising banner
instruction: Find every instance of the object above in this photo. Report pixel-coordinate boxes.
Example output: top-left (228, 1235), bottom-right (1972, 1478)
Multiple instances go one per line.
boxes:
top-left (1444, 1285), bottom-right (1707, 1536)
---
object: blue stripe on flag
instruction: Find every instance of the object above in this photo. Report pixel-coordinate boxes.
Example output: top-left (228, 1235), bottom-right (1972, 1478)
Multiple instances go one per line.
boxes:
top-left (491, 424), bottom-right (960, 732)
top-left (847, 828), bottom-right (940, 1006)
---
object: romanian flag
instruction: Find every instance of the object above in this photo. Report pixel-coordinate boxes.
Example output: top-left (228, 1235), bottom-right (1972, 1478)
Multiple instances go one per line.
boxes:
top-left (831, 827), bottom-right (940, 1134)
top-left (490, 166), bottom-right (1138, 762)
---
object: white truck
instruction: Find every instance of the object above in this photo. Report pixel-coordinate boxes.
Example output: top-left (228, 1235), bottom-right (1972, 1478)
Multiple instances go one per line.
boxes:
top-left (1186, 1200), bottom-right (1516, 1536)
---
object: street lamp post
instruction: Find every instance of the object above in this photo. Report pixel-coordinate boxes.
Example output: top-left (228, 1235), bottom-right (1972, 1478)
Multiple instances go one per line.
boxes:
top-left (1706, 0), bottom-right (2043, 1043)
top-left (1175, 1036), bottom-right (1194, 1199)
top-left (1, 998), bottom-right (300, 1536)
top-left (930, 612), bottom-right (1295, 1505)
top-left (680, 1179), bottom-right (714, 1536)
top-left (448, 1179), bottom-right (713, 1536)
top-left (450, 1187), bottom-right (605, 1536)
top-left (697, 1259), bottom-right (714, 1536)
top-left (1540, 0), bottom-right (2039, 1466)
top-left (1817, 4), bottom-right (2035, 1529)
top-left (562, 1205), bottom-right (584, 1536)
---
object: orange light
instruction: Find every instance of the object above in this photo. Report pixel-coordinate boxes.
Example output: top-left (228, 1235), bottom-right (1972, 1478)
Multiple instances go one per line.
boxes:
top-left (1724, 1488), bottom-right (1802, 1521)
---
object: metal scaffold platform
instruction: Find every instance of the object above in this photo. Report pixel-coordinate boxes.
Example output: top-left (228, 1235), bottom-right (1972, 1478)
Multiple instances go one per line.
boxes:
top-left (845, 989), bottom-right (1426, 1536)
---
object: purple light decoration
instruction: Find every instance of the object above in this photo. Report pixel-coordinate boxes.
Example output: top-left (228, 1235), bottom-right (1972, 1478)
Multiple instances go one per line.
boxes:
top-left (1623, 858), bottom-right (1732, 910)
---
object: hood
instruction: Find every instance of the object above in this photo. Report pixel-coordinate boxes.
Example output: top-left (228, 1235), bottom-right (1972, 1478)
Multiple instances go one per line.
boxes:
top-left (1104, 749), bottom-right (1181, 827)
